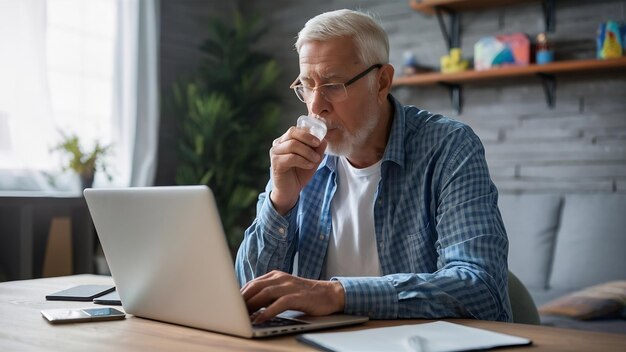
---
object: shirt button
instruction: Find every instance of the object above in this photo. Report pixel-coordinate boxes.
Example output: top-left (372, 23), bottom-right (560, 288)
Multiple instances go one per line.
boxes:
top-left (278, 227), bottom-right (285, 236)
top-left (319, 234), bottom-right (324, 240)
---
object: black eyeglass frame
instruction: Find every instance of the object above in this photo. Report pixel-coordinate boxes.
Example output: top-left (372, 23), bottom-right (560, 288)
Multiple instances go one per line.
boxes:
top-left (289, 63), bottom-right (383, 103)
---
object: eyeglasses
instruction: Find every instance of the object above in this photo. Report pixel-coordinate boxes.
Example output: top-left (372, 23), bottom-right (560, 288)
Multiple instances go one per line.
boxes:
top-left (290, 64), bottom-right (383, 104)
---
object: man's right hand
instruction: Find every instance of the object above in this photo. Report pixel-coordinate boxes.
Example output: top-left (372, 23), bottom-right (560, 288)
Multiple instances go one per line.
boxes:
top-left (269, 126), bottom-right (327, 215)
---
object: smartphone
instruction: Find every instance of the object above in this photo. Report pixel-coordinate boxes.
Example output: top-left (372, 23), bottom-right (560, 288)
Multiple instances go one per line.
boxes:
top-left (46, 285), bottom-right (115, 301)
top-left (41, 307), bottom-right (126, 324)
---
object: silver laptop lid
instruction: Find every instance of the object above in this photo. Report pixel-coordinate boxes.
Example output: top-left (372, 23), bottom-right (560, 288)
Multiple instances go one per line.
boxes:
top-left (84, 186), bottom-right (254, 337)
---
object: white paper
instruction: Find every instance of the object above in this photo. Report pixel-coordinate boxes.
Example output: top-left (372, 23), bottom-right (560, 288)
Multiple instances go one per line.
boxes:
top-left (298, 321), bottom-right (532, 352)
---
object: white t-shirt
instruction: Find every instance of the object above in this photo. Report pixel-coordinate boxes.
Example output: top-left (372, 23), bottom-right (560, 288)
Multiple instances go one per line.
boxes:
top-left (322, 156), bottom-right (382, 279)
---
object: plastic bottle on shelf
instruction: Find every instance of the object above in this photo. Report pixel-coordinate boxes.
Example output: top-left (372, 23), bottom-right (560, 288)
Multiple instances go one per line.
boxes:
top-left (402, 51), bottom-right (419, 76)
top-left (535, 33), bottom-right (554, 65)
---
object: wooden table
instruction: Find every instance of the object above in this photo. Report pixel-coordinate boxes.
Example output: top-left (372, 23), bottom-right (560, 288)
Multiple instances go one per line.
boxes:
top-left (1, 275), bottom-right (624, 351)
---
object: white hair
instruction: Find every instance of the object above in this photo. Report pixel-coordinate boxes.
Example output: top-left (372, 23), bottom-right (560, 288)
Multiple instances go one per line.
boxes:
top-left (295, 9), bottom-right (389, 65)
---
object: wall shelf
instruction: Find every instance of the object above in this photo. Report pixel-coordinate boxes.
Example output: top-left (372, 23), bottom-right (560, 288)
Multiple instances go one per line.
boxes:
top-left (410, 0), bottom-right (538, 15)
top-left (393, 58), bottom-right (626, 86)
top-left (392, 57), bottom-right (626, 113)
top-left (401, 0), bottom-right (620, 113)
top-left (410, 0), bottom-right (555, 50)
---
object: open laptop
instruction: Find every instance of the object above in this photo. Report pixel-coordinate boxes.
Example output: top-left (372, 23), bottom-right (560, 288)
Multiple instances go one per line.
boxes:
top-left (84, 185), bottom-right (368, 338)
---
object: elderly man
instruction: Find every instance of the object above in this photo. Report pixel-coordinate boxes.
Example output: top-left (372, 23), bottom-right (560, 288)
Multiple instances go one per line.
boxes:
top-left (236, 9), bottom-right (511, 324)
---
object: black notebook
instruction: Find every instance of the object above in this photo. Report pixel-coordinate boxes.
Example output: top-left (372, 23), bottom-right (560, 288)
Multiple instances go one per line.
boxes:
top-left (46, 285), bottom-right (115, 301)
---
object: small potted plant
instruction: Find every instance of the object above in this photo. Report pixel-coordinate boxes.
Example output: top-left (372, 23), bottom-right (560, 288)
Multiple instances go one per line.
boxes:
top-left (51, 133), bottom-right (112, 189)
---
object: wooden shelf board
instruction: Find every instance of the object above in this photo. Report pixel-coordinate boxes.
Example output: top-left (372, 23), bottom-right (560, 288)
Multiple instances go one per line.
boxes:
top-left (392, 57), bottom-right (626, 86)
top-left (410, 0), bottom-right (534, 15)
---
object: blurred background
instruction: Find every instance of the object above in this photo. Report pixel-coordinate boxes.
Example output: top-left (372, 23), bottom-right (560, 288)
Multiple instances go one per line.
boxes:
top-left (0, 0), bottom-right (626, 314)
top-left (0, 0), bottom-right (625, 333)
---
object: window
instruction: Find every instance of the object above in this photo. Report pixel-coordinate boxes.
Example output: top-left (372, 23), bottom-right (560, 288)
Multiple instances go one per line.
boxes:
top-left (46, 0), bottom-right (117, 152)
top-left (0, 0), bottom-right (116, 190)
top-left (0, 0), bottom-right (157, 191)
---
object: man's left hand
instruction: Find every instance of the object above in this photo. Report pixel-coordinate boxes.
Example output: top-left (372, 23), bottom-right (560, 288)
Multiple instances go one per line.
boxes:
top-left (240, 270), bottom-right (345, 324)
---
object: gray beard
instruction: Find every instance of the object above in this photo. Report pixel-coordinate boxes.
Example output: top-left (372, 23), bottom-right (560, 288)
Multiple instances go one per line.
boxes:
top-left (325, 110), bottom-right (379, 157)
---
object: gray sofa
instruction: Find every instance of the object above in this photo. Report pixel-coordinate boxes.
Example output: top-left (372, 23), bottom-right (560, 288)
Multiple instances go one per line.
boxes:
top-left (499, 193), bottom-right (626, 333)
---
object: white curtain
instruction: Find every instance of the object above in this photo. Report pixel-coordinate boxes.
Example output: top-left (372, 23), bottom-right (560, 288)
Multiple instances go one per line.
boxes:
top-left (112, 0), bottom-right (160, 187)
top-left (0, 0), bottom-right (56, 191)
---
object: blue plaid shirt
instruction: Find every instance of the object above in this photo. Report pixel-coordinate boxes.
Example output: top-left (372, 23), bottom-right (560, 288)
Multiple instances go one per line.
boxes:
top-left (236, 95), bottom-right (512, 322)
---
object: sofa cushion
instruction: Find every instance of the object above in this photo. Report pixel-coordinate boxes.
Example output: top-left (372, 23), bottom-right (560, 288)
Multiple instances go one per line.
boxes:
top-left (550, 194), bottom-right (626, 291)
top-left (538, 281), bottom-right (626, 320)
top-left (499, 194), bottom-right (562, 289)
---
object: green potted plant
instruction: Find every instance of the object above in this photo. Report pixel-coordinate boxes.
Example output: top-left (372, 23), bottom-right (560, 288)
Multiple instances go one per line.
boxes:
top-left (51, 133), bottom-right (112, 189)
top-left (169, 12), bottom-right (281, 251)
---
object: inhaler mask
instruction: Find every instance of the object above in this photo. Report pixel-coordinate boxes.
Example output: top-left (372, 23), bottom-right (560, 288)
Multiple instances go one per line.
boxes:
top-left (296, 115), bottom-right (327, 140)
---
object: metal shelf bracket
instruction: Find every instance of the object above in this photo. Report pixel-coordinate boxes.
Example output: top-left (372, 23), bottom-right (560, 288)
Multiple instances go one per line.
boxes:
top-left (434, 7), bottom-right (461, 50)
top-left (538, 73), bottom-right (556, 108)
top-left (439, 83), bottom-right (463, 114)
top-left (542, 0), bottom-right (556, 32)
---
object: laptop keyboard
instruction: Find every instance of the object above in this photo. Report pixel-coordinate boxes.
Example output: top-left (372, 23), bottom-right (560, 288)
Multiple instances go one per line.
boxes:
top-left (252, 316), bottom-right (307, 328)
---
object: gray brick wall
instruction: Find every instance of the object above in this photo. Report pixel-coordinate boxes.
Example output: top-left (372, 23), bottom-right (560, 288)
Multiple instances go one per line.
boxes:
top-left (244, 0), bottom-right (626, 194)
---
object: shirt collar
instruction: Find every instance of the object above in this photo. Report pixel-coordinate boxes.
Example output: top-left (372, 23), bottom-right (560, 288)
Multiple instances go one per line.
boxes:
top-left (381, 94), bottom-right (406, 169)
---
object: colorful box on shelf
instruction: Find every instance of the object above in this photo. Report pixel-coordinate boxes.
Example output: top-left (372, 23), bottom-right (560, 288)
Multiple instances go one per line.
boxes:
top-left (597, 21), bottom-right (626, 59)
top-left (474, 33), bottom-right (530, 71)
